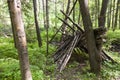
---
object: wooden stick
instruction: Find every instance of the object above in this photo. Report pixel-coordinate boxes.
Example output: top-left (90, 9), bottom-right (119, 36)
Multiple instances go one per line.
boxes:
top-left (60, 10), bottom-right (84, 33)
top-left (57, 17), bottom-right (75, 32)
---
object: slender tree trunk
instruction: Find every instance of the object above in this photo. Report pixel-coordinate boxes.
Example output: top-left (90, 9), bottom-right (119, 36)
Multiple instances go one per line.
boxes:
top-left (112, 0), bottom-right (115, 30)
top-left (42, 0), bottom-right (46, 28)
top-left (9, 11), bottom-right (17, 48)
top-left (94, 0), bottom-right (98, 27)
top-left (114, 0), bottom-right (120, 30)
top-left (33, 0), bottom-right (42, 47)
top-left (78, 0), bottom-right (81, 25)
top-left (42, 0), bottom-right (49, 54)
top-left (72, 0), bottom-right (75, 34)
top-left (8, 0), bottom-right (17, 48)
top-left (119, 7), bottom-right (120, 29)
top-left (54, 0), bottom-right (57, 28)
top-left (98, 0), bottom-right (109, 27)
top-left (107, 0), bottom-right (111, 29)
top-left (73, 0), bottom-right (75, 24)
top-left (46, 0), bottom-right (49, 54)
top-left (7, 0), bottom-right (32, 80)
top-left (78, 3), bottom-right (81, 25)
top-left (98, 0), bottom-right (109, 59)
top-left (79, 0), bottom-right (101, 74)
top-left (97, 0), bottom-right (100, 13)
top-left (61, 0), bottom-right (71, 41)
top-left (46, 0), bottom-right (49, 28)
top-left (63, 0), bottom-right (65, 12)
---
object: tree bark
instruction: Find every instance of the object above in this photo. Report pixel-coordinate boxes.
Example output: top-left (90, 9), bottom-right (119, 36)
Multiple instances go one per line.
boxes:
top-left (7, 0), bottom-right (32, 80)
top-left (61, 0), bottom-right (71, 41)
top-left (8, 1), bottom-right (17, 48)
top-left (33, 0), bottom-right (42, 47)
top-left (42, 0), bottom-right (46, 28)
top-left (46, 0), bottom-right (49, 54)
top-left (79, 0), bottom-right (101, 74)
top-left (98, 0), bottom-right (109, 27)
top-left (54, 0), bottom-right (57, 28)
top-left (114, 0), bottom-right (120, 30)
top-left (111, 0), bottom-right (115, 30)
top-left (107, 0), bottom-right (112, 29)
top-left (98, 0), bottom-right (109, 63)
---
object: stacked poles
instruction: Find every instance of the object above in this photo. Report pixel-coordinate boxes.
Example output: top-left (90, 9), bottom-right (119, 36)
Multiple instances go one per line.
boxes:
top-left (53, 10), bottom-right (115, 72)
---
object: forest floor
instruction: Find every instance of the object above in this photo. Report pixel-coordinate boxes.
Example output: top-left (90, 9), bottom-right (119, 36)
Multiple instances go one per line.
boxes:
top-left (0, 29), bottom-right (120, 80)
top-left (49, 58), bottom-right (120, 80)
top-left (52, 58), bottom-right (120, 80)
top-left (54, 62), bottom-right (87, 80)
top-left (47, 30), bottom-right (120, 80)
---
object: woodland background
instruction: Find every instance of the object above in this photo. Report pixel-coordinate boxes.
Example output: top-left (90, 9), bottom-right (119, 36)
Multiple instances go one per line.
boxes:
top-left (0, 0), bottom-right (120, 80)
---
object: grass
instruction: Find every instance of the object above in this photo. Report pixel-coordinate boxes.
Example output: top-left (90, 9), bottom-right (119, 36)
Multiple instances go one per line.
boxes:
top-left (106, 29), bottom-right (120, 43)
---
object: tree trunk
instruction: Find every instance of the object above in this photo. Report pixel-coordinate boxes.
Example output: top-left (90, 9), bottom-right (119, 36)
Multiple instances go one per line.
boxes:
top-left (8, 1), bottom-right (17, 48)
top-left (98, 0), bottom-right (109, 64)
top-left (61, 0), bottom-right (71, 40)
top-left (98, 0), bottom-right (109, 27)
top-left (46, 0), bottom-right (49, 54)
top-left (7, 0), bottom-right (32, 80)
top-left (33, 0), bottom-right (42, 47)
top-left (114, 0), bottom-right (120, 30)
top-left (107, 0), bottom-right (112, 29)
top-left (111, 0), bottom-right (115, 30)
top-left (73, 0), bottom-right (75, 28)
top-left (42, 0), bottom-right (46, 28)
top-left (54, 0), bottom-right (57, 28)
top-left (119, 7), bottom-right (120, 29)
top-left (9, 10), bottom-right (17, 48)
top-left (79, 0), bottom-right (101, 74)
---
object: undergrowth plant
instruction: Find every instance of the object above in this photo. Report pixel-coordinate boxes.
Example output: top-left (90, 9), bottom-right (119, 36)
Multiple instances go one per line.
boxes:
top-left (0, 29), bottom-right (120, 80)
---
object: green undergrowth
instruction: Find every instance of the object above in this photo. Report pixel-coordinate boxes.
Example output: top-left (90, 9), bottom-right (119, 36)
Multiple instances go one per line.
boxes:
top-left (106, 30), bottom-right (120, 40)
top-left (105, 29), bottom-right (120, 47)
top-left (0, 36), bottom-right (56, 80)
top-left (104, 29), bottom-right (120, 62)
top-left (0, 29), bottom-right (120, 80)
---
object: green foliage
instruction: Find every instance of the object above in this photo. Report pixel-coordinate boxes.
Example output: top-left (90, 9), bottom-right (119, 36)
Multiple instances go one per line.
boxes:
top-left (28, 47), bottom-right (46, 70)
top-left (0, 58), bottom-right (48, 80)
top-left (45, 57), bottom-right (56, 75)
top-left (0, 1), bottom-right (10, 29)
top-left (1, 29), bottom-right (120, 80)
top-left (100, 61), bottom-right (120, 80)
top-left (79, 72), bottom-right (96, 80)
top-left (30, 65), bottom-right (45, 80)
top-left (0, 58), bottom-right (20, 80)
top-left (0, 0), bottom-right (120, 79)
top-left (106, 30), bottom-right (120, 41)
top-left (0, 31), bottom-right (57, 80)
top-left (25, 27), bottom-right (37, 43)
top-left (104, 30), bottom-right (120, 50)
top-left (0, 38), bottom-right (18, 59)
top-left (22, 1), bottom-right (34, 26)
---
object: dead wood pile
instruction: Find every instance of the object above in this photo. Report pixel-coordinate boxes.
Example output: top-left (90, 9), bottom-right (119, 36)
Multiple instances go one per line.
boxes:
top-left (51, 11), bottom-right (115, 72)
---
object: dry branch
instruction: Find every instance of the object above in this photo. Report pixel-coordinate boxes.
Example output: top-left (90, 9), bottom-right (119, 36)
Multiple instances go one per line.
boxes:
top-left (53, 10), bottom-right (115, 72)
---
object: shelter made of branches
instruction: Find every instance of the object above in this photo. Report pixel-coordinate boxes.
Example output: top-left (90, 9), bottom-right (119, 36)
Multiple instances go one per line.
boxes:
top-left (51, 10), bottom-right (115, 72)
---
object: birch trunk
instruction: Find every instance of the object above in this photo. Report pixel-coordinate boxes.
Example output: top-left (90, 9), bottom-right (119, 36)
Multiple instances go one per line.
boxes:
top-left (8, 0), bottom-right (32, 80)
